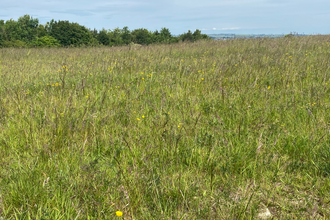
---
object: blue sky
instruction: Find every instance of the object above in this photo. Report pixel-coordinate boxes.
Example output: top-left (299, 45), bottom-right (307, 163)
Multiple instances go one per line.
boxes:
top-left (1, 0), bottom-right (329, 35)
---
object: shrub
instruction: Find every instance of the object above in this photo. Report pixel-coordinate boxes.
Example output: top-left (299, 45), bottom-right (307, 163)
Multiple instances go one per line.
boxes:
top-left (30, 36), bottom-right (60, 47)
top-left (2, 40), bottom-right (27, 48)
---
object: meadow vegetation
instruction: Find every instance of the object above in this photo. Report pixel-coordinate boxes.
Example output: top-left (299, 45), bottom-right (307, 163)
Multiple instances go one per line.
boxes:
top-left (0, 36), bottom-right (330, 219)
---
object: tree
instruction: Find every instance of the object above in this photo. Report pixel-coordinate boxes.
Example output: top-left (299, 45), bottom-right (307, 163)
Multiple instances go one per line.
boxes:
top-left (4, 19), bottom-right (21, 41)
top-left (17, 15), bottom-right (39, 42)
top-left (160, 27), bottom-right (172, 42)
top-left (131, 28), bottom-right (153, 45)
top-left (193, 29), bottom-right (209, 41)
top-left (108, 28), bottom-right (123, 46)
top-left (97, 29), bottom-right (109, 45)
top-left (0, 20), bottom-right (5, 46)
top-left (179, 29), bottom-right (209, 42)
top-left (36, 24), bottom-right (47, 38)
top-left (49, 20), bottom-right (92, 46)
top-left (121, 26), bottom-right (131, 44)
top-left (180, 30), bottom-right (193, 42)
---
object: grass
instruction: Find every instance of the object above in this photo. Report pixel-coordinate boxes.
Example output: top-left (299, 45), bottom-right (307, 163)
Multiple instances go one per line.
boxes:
top-left (0, 36), bottom-right (330, 219)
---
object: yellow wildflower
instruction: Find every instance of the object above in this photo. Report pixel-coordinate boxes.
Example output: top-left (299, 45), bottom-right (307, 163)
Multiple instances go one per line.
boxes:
top-left (116, 211), bottom-right (123, 217)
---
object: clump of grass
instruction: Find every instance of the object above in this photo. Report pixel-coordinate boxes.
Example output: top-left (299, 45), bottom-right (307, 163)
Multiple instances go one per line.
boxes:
top-left (0, 36), bottom-right (330, 219)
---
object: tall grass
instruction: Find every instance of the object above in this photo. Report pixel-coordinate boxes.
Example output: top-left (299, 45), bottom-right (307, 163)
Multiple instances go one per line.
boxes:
top-left (0, 36), bottom-right (330, 219)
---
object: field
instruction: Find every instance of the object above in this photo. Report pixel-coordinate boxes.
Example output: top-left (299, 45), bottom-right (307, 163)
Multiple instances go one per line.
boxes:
top-left (0, 36), bottom-right (330, 219)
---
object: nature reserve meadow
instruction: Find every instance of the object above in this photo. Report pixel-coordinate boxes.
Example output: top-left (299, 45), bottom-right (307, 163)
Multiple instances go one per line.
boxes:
top-left (0, 36), bottom-right (330, 219)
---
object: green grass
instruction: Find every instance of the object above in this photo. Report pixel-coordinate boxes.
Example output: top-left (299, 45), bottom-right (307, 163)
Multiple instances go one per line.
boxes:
top-left (0, 36), bottom-right (330, 219)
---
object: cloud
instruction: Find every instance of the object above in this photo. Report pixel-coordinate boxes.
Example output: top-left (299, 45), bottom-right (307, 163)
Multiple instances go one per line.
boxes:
top-left (208, 27), bottom-right (241, 31)
top-left (221, 27), bottom-right (241, 30)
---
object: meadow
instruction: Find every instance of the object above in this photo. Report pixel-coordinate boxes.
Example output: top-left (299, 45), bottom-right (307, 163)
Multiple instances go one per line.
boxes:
top-left (0, 36), bottom-right (330, 219)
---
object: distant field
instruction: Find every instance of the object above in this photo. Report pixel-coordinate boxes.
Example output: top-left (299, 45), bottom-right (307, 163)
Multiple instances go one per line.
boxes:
top-left (0, 36), bottom-right (330, 219)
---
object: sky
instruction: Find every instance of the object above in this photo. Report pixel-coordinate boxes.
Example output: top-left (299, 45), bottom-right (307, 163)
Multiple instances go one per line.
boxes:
top-left (1, 0), bottom-right (330, 35)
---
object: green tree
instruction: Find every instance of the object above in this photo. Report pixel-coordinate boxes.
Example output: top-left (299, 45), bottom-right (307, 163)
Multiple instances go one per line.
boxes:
top-left (131, 28), bottom-right (153, 45)
top-left (180, 30), bottom-right (193, 42)
top-left (160, 27), bottom-right (172, 42)
top-left (36, 24), bottom-right (47, 38)
top-left (193, 29), bottom-right (209, 41)
top-left (0, 20), bottom-right (5, 46)
top-left (17, 15), bottom-right (39, 42)
top-left (4, 19), bottom-right (21, 41)
top-left (97, 29), bottom-right (109, 45)
top-left (121, 26), bottom-right (131, 44)
top-left (49, 20), bottom-right (92, 46)
top-left (108, 28), bottom-right (123, 46)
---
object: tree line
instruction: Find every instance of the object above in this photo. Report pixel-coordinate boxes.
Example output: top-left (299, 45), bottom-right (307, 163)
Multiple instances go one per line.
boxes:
top-left (0, 15), bottom-right (210, 47)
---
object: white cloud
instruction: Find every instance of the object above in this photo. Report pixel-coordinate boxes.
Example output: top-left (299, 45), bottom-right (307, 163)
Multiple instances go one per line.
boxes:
top-left (221, 27), bottom-right (241, 30)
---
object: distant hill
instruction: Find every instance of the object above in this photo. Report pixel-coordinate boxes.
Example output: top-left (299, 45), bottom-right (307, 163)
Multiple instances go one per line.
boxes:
top-left (207, 34), bottom-right (285, 39)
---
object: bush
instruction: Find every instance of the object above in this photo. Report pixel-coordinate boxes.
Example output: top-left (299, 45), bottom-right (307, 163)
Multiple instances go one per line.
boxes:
top-left (2, 40), bottom-right (27, 48)
top-left (30, 36), bottom-right (60, 47)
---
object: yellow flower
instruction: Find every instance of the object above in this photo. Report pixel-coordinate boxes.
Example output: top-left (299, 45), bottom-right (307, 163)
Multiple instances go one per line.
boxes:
top-left (142, 115), bottom-right (145, 118)
top-left (268, 86), bottom-right (270, 89)
top-left (116, 211), bottom-right (123, 217)
top-left (137, 118), bottom-right (140, 121)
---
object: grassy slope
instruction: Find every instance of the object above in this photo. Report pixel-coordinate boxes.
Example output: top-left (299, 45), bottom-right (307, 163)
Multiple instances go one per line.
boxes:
top-left (0, 36), bottom-right (330, 219)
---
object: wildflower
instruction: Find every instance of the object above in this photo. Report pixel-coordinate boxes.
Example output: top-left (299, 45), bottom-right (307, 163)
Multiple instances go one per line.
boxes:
top-left (137, 118), bottom-right (140, 121)
top-left (268, 86), bottom-right (270, 89)
top-left (201, 78), bottom-right (204, 80)
top-left (116, 211), bottom-right (123, 217)
top-left (235, 64), bottom-right (237, 66)
top-left (142, 115), bottom-right (145, 118)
